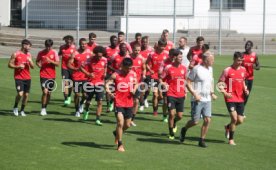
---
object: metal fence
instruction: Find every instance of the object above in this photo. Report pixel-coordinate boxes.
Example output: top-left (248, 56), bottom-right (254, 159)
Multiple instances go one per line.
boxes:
top-left (8, 0), bottom-right (276, 55)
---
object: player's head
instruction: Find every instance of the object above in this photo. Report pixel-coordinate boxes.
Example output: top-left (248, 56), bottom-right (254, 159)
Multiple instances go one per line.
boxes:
top-left (202, 51), bottom-right (214, 67)
top-left (141, 36), bottom-right (149, 48)
top-left (202, 44), bottom-right (210, 52)
top-left (135, 33), bottom-right (142, 42)
top-left (168, 49), bottom-right (176, 61)
top-left (178, 37), bottom-right (187, 48)
top-left (157, 39), bottom-right (167, 51)
top-left (233, 51), bottom-right (244, 66)
top-left (93, 46), bottom-right (106, 60)
top-left (132, 44), bottom-right (141, 56)
top-left (245, 40), bottom-right (253, 51)
top-left (110, 35), bottom-right (118, 46)
top-left (121, 57), bottom-right (133, 73)
top-left (88, 32), bottom-right (97, 44)
top-left (173, 49), bottom-right (183, 64)
top-left (63, 35), bottom-right (74, 46)
top-left (79, 38), bottom-right (87, 50)
top-left (118, 31), bottom-right (125, 42)
top-left (119, 43), bottom-right (127, 55)
top-left (21, 39), bottom-right (32, 51)
top-left (161, 29), bottom-right (169, 41)
top-left (196, 36), bottom-right (204, 48)
top-left (44, 39), bottom-right (53, 51)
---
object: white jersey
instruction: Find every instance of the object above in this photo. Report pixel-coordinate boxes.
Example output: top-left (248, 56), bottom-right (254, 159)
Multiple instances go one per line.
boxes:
top-left (188, 64), bottom-right (213, 102)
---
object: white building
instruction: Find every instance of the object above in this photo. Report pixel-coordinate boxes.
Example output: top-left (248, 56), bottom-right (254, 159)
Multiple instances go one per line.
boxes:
top-left (0, 0), bottom-right (275, 34)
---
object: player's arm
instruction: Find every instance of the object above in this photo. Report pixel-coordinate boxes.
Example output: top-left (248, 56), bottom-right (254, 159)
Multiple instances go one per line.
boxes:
top-left (254, 55), bottom-right (260, 70)
top-left (80, 62), bottom-right (93, 78)
top-left (187, 48), bottom-right (193, 61)
top-left (243, 81), bottom-right (249, 96)
top-left (186, 78), bottom-right (201, 102)
top-left (210, 73), bottom-right (217, 100)
top-left (47, 51), bottom-right (59, 67)
top-left (217, 69), bottom-right (232, 99)
top-left (146, 54), bottom-right (154, 74)
top-left (36, 53), bottom-right (42, 68)
top-left (27, 55), bottom-right (35, 69)
top-left (8, 53), bottom-right (22, 69)
top-left (107, 55), bottom-right (116, 72)
top-left (105, 73), bottom-right (116, 98)
top-left (142, 59), bottom-right (146, 79)
top-left (67, 53), bottom-right (77, 70)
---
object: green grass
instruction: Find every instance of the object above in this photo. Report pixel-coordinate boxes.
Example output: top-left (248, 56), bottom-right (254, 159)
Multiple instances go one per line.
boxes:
top-left (0, 56), bottom-right (276, 170)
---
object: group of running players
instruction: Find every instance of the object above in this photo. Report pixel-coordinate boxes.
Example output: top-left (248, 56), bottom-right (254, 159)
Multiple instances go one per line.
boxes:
top-left (8, 29), bottom-right (260, 152)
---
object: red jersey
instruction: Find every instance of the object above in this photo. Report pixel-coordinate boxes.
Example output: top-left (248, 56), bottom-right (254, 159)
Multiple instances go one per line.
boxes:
top-left (37, 49), bottom-right (59, 79)
top-left (159, 58), bottom-right (174, 82)
top-left (242, 52), bottom-right (257, 80)
top-left (13, 51), bottom-right (32, 80)
top-left (165, 41), bottom-right (174, 52)
top-left (72, 49), bottom-right (91, 81)
top-left (86, 42), bottom-right (98, 52)
top-left (190, 53), bottom-right (203, 66)
top-left (219, 66), bottom-right (247, 103)
top-left (59, 44), bottom-right (76, 70)
top-left (111, 54), bottom-right (130, 71)
top-left (106, 46), bottom-right (119, 74)
top-left (87, 57), bottom-right (107, 86)
top-left (140, 46), bottom-right (154, 76)
top-left (130, 41), bottom-right (141, 50)
top-left (131, 55), bottom-right (144, 82)
top-left (149, 51), bottom-right (168, 80)
top-left (114, 70), bottom-right (137, 107)
top-left (163, 64), bottom-right (187, 98)
top-left (190, 46), bottom-right (203, 58)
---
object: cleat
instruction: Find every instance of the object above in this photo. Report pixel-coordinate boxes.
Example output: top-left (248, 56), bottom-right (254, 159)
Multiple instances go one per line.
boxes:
top-left (20, 111), bottom-right (26, 117)
top-left (117, 145), bottom-right (125, 152)
top-left (13, 108), bottom-right (19, 116)
top-left (228, 140), bottom-right (236, 146)
top-left (75, 111), bottom-right (80, 117)
top-left (168, 135), bottom-right (175, 140)
top-left (130, 121), bottom-right (137, 127)
top-left (173, 125), bottom-right (178, 133)
top-left (153, 111), bottom-right (158, 116)
top-left (109, 103), bottom-right (114, 112)
top-left (139, 106), bottom-right (144, 111)
top-left (67, 97), bottom-right (72, 104)
top-left (79, 104), bottom-right (84, 113)
top-left (225, 125), bottom-right (230, 139)
top-left (40, 108), bottom-right (47, 116)
top-left (198, 140), bottom-right (208, 148)
top-left (64, 99), bottom-right (70, 106)
top-left (83, 111), bottom-right (89, 120)
top-left (179, 127), bottom-right (187, 143)
top-left (162, 116), bottom-right (168, 123)
top-left (144, 99), bottom-right (149, 108)
top-left (95, 120), bottom-right (103, 126)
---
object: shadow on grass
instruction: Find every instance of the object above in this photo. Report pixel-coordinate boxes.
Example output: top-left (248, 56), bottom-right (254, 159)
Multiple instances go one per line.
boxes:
top-left (43, 117), bottom-right (116, 125)
top-left (31, 111), bottom-right (73, 116)
top-left (212, 113), bottom-right (229, 117)
top-left (62, 142), bottom-right (114, 150)
top-left (261, 65), bottom-right (276, 69)
top-left (127, 130), bottom-right (167, 138)
top-left (185, 136), bottom-right (225, 144)
top-left (0, 109), bottom-right (12, 116)
top-left (133, 116), bottom-right (161, 122)
top-left (136, 137), bottom-right (180, 145)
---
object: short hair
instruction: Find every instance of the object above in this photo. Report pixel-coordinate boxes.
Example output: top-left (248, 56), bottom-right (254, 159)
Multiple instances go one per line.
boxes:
top-left (245, 40), bottom-right (253, 47)
top-left (63, 35), bottom-right (74, 41)
top-left (79, 38), bottom-right (87, 45)
top-left (45, 39), bottom-right (53, 47)
top-left (162, 29), bottom-right (169, 34)
top-left (122, 57), bottom-right (133, 67)
top-left (169, 49), bottom-right (175, 57)
top-left (203, 44), bottom-right (210, 51)
top-left (142, 36), bottom-right (149, 41)
top-left (110, 35), bottom-right (117, 41)
top-left (196, 36), bottom-right (204, 42)
top-left (93, 46), bottom-right (106, 55)
top-left (180, 36), bottom-right (187, 41)
top-left (118, 31), bottom-right (125, 36)
top-left (119, 43), bottom-right (126, 49)
top-left (133, 43), bottom-right (141, 49)
top-left (158, 39), bottom-right (167, 46)
top-left (202, 51), bottom-right (213, 62)
top-left (135, 33), bottom-right (142, 38)
top-left (89, 32), bottom-right (97, 39)
top-left (21, 39), bottom-right (32, 46)
top-left (233, 51), bottom-right (243, 60)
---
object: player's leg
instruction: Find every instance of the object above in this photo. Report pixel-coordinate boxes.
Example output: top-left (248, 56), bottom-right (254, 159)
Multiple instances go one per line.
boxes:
top-left (115, 109), bottom-right (125, 152)
top-left (235, 103), bottom-right (245, 126)
top-left (20, 80), bottom-right (31, 116)
top-left (167, 96), bottom-right (177, 139)
top-left (13, 80), bottom-right (24, 116)
top-left (162, 93), bottom-right (168, 123)
top-left (244, 80), bottom-right (253, 106)
top-left (199, 102), bottom-right (212, 147)
top-left (83, 86), bottom-right (94, 120)
top-left (227, 103), bottom-right (239, 145)
top-left (131, 90), bottom-right (140, 126)
top-left (152, 85), bottom-right (159, 116)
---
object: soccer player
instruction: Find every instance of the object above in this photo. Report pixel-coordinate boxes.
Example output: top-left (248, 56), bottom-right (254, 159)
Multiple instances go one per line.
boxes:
top-left (158, 49), bottom-right (176, 123)
top-left (130, 44), bottom-right (146, 126)
top-left (36, 39), bottom-right (59, 116)
top-left (179, 52), bottom-right (217, 147)
top-left (242, 40), bottom-right (260, 106)
top-left (105, 58), bottom-right (137, 152)
top-left (177, 37), bottom-right (190, 68)
top-left (189, 43), bottom-right (209, 70)
top-left (59, 35), bottom-right (76, 106)
top-left (160, 29), bottom-right (174, 52)
top-left (110, 43), bottom-right (130, 72)
top-left (130, 32), bottom-right (142, 50)
top-left (187, 36), bottom-right (204, 67)
top-left (139, 36), bottom-right (154, 110)
top-left (67, 38), bottom-right (91, 117)
top-left (105, 35), bottom-right (119, 112)
top-left (117, 31), bottom-right (132, 54)
top-left (146, 39), bottom-right (168, 116)
top-left (81, 46), bottom-right (107, 125)
top-left (86, 32), bottom-right (98, 52)
top-left (8, 39), bottom-right (34, 116)
top-left (218, 52), bottom-right (249, 145)
top-left (161, 49), bottom-right (187, 139)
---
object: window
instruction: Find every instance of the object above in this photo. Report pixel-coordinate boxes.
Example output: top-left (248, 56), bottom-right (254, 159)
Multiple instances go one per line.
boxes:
top-left (210, 0), bottom-right (245, 10)
top-left (112, 0), bottom-right (124, 16)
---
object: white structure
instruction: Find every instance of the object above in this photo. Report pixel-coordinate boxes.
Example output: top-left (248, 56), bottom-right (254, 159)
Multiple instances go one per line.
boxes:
top-left (0, 0), bottom-right (275, 34)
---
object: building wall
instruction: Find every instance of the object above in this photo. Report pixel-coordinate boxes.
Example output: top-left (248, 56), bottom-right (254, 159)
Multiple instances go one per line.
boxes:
top-left (0, 0), bottom-right (11, 26)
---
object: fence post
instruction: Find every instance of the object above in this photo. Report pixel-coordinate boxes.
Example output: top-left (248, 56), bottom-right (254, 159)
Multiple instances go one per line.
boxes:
top-left (218, 0), bottom-right (222, 56)
top-left (25, 0), bottom-right (28, 39)
top-left (76, 0), bottom-right (80, 47)
top-left (173, 0), bottom-right (176, 45)
top-left (262, 0), bottom-right (266, 55)
top-left (126, 0), bottom-right (129, 42)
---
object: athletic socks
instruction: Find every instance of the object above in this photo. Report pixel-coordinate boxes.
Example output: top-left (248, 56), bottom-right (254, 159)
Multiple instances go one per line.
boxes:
top-left (229, 131), bottom-right (235, 140)
top-left (131, 114), bottom-right (136, 121)
top-left (20, 104), bottom-right (25, 112)
top-left (64, 94), bottom-right (68, 100)
top-left (169, 127), bottom-right (174, 136)
top-left (118, 140), bottom-right (123, 147)
top-left (14, 102), bottom-right (18, 108)
top-left (173, 117), bottom-right (181, 128)
top-left (96, 116), bottom-right (100, 121)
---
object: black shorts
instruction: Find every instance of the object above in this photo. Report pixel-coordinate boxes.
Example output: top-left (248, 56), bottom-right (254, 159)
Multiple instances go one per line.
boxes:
top-left (15, 79), bottom-right (31, 93)
top-left (73, 80), bottom-right (87, 93)
top-left (226, 102), bottom-right (244, 116)
top-left (40, 78), bottom-right (56, 92)
top-left (143, 75), bottom-right (151, 86)
top-left (151, 79), bottom-right (160, 88)
top-left (115, 107), bottom-right (133, 119)
top-left (133, 89), bottom-right (141, 99)
top-left (105, 73), bottom-right (112, 81)
top-left (167, 96), bottom-right (185, 112)
top-left (61, 69), bottom-right (73, 79)
top-left (86, 85), bottom-right (104, 101)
